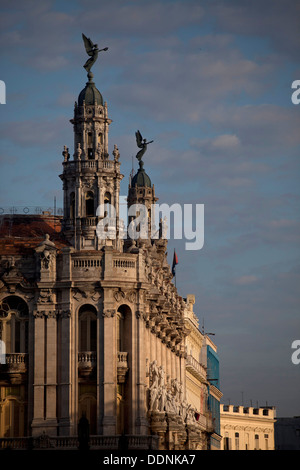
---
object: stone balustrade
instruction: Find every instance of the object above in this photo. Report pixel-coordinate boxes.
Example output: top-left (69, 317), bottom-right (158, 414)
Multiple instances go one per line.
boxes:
top-left (0, 434), bottom-right (159, 450)
top-left (63, 159), bottom-right (115, 173)
top-left (186, 354), bottom-right (207, 382)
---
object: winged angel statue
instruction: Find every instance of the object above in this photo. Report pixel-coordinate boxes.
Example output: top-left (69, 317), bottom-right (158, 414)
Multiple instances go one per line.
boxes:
top-left (82, 33), bottom-right (108, 73)
top-left (135, 130), bottom-right (153, 163)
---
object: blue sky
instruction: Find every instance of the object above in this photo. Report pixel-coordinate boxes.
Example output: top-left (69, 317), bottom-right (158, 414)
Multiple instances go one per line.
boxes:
top-left (0, 0), bottom-right (300, 416)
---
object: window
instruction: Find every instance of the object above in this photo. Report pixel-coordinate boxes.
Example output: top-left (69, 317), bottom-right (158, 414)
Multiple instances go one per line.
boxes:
top-left (255, 434), bottom-right (259, 450)
top-left (0, 386), bottom-right (27, 438)
top-left (87, 132), bottom-right (94, 159)
top-left (79, 305), bottom-right (97, 352)
top-left (264, 434), bottom-right (269, 450)
top-left (0, 296), bottom-right (28, 354)
top-left (104, 192), bottom-right (111, 217)
top-left (85, 191), bottom-right (94, 217)
top-left (245, 433), bottom-right (249, 450)
top-left (235, 432), bottom-right (239, 450)
top-left (224, 432), bottom-right (230, 450)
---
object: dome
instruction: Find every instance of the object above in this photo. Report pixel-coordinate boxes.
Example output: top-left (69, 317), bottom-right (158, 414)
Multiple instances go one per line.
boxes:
top-left (78, 73), bottom-right (103, 106)
top-left (131, 162), bottom-right (152, 188)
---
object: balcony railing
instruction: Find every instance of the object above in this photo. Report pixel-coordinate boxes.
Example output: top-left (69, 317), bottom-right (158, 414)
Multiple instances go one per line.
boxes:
top-left (4, 353), bottom-right (27, 365)
top-left (78, 351), bottom-right (97, 365)
top-left (63, 159), bottom-right (115, 173)
top-left (0, 434), bottom-right (159, 450)
top-left (0, 353), bottom-right (28, 372)
top-left (186, 354), bottom-right (207, 382)
top-left (117, 351), bottom-right (129, 383)
top-left (78, 351), bottom-right (96, 378)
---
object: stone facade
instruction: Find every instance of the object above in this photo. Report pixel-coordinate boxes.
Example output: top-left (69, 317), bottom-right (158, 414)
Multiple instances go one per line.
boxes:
top-left (0, 66), bottom-right (217, 450)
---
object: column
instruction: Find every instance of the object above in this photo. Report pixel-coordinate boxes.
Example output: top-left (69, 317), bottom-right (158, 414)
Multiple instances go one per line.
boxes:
top-left (102, 309), bottom-right (116, 435)
top-left (135, 311), bottom-right (148, 434)
top-left (31, 313), bottom-right (45, 436)
top-left (58, 310), bottom-right (73, 435)
top-left (44, 312), bottom-right (57, 434)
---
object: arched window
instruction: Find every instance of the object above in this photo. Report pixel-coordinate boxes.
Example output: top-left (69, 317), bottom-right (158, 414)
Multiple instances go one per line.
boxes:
top-left (87, 132), bottom-right (93, 159)
top-left (104, 192), bottom-right (111, 217)
top-left (85, 191), bottom-right (94, 218)
top-left (0, 391), bottom-right (27, 438)
top-left (78, 305), bottom-right (97, 352)
top-left (0, 296), bottom-right (28, 354)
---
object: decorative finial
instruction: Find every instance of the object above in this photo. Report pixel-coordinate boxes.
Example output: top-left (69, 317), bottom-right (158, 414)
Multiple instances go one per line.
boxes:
top-left (82, 33), bottom-right (108, 75)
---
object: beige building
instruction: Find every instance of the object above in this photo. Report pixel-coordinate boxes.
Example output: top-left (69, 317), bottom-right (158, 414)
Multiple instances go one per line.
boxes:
top-left (0, 50), bottom-right (219, 450)
top-left (220, 404), bottom-right (276, 450)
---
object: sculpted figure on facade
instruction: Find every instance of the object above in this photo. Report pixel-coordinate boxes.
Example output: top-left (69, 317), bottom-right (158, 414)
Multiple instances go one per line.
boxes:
top-left (149, 360), bottom-right (160, 412)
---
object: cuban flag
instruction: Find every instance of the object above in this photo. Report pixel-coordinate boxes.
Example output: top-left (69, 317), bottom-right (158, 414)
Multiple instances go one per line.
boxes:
top-left (172, 250), bottom-right (178, 276)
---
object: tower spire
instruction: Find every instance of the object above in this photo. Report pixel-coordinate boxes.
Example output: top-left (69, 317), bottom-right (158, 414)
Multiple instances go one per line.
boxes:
top-left (59, 35), bottom-right (123, 251)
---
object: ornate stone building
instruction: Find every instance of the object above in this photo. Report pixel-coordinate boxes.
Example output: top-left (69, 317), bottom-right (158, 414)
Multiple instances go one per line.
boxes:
top-left (0, 52), bottom-right (218, 450)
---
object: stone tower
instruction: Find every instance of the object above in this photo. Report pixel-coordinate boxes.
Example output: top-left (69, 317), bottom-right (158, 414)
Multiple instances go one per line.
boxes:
top-left (127, 159), bottom-right (159, 242)
top-left (60, 70), bottom-right (123, 251)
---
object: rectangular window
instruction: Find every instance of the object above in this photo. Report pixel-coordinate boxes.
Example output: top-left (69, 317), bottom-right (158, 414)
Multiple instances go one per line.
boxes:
top-left (224, 437), bottom-right (230, 450)
top-left (235, 432), bottom-right (239, 450)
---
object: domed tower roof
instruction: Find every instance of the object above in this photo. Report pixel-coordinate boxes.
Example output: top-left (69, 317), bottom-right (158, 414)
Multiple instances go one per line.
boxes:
top-left (78, 72), bottom-right (103, 106)
top-left (131, 161), bottom-right (152, 188)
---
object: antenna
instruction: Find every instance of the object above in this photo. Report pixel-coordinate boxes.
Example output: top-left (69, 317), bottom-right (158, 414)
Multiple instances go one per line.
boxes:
top-left (129, 155), bottom-right (134, 186)
top-left (202, 318), bottom-right (215, 336)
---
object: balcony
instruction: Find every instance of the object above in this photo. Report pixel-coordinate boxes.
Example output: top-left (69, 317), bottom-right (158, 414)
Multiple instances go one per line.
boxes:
top-left (63, 159), bottom-right (115, 174)
top-left (117, 351), bottom-right (129, 383)
top-left (78, 351), bottom-right (96, 379)
top-left (186, 354), bottom-right (207, 382)
top-left (0, 353), bottom-right (28, 384)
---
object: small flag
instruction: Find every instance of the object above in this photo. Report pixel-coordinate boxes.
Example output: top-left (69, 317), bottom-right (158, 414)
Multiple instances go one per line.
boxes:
top-left (172, 250), bottom-right (178, 276)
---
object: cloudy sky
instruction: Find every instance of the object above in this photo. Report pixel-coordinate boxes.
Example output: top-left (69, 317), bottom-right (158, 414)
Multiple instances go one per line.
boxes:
top-left (0, 0), bottom-right (300, 417)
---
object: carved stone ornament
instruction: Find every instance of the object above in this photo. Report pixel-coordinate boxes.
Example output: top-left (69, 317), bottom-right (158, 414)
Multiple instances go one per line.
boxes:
top-left (72, 287), bottom-right (87, 301)
top-left (37, 288), bottom-right (54, 304)
top-left (102, 308), bottom-right (115, 318)
top-left (35, 234), bottom-right (57, 270)
top-left (33, 310), bottom-right (57, 318)
top-left (114, 289), bottom-right (125, 302)
top-left (58, 309), bottom-right (71, 318)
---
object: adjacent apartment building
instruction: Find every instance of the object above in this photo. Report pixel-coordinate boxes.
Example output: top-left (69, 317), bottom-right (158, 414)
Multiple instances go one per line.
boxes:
top-left (220, 404), bottom-right (276, 450)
